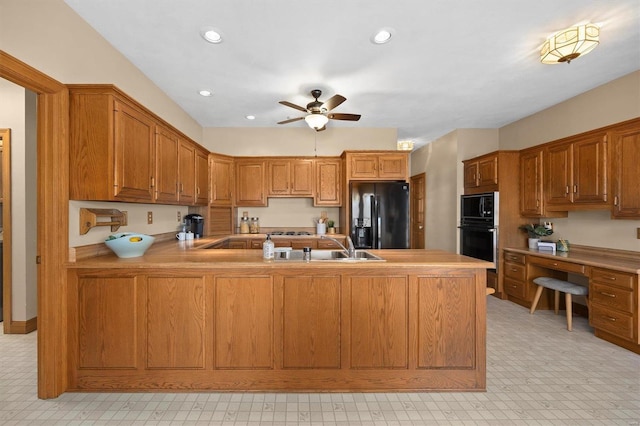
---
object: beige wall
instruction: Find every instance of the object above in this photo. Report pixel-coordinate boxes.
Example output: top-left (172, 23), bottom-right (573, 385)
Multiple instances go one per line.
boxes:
top-left (499, 71), bottom-right (640, 252)
top-left (411, 129), bottom-right (498, 252)
top-left (0, 80), bottom-right (38, 320)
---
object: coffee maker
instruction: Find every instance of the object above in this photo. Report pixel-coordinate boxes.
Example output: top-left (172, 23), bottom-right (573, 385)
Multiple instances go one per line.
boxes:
top-left (184, 214), bottom-right (204, 238)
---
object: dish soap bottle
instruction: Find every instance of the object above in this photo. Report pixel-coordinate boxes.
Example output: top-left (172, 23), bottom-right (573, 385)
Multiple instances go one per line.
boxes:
top-left (263, 234), bottom-right (274, 260)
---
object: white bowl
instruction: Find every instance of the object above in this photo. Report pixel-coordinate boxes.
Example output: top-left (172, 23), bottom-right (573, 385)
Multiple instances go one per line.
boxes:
top-left (104, 233), bottom-right (155, 258)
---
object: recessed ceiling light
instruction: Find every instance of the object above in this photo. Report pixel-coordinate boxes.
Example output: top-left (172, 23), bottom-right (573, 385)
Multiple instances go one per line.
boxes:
top-left (245, 115), bottom-right (255, 120)
top-left (371, 28), bottom-right (393, 44)
top-left (201, 27), bottom-right (223, 44)
top-left (199, 90), bottom-right (213, 97)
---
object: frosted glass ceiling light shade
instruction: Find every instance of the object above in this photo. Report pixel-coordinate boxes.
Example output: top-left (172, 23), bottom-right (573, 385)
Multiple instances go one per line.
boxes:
top-left (541, 23), bottom-right (600, 64)
top-left (305, 113), bottom-right (329, 130)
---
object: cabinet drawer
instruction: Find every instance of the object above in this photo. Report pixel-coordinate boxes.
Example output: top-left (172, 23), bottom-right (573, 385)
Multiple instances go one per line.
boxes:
top-left (591, 268), bottom-right (634, 290)
top-left (250, 240), bottom-right (263, 249)
top-left (590, 305), bottom-right (634, 341)
top-left (317, 238), bottom-right (345, 249)
top-left (591, 283), bottom-right (634, 314)
top-left (504, 277), bottom-right (527, 300)
top-left (504, 252), bottom-right (525, 264)
top-left (504, 262), bottom-right (526, 281)
top-left (528, 256), bottom-right (586, 275)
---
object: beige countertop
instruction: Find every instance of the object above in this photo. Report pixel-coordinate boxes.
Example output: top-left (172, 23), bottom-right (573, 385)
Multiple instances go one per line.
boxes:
top-left (504, 246), bottom-right (640, 274)
top-left (68, 235), bottom-right (493, 270)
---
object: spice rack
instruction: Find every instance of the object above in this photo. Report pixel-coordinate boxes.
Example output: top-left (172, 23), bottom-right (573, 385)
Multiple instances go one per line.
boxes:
top-left (79, 208), bottom-right (128, 235)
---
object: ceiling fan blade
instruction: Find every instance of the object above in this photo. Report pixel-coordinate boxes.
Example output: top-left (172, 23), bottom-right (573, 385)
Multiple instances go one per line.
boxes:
top-left (277, 116), bottom-right (305, 125)
top-left (328, 113), bottom-right (361, 121)
top-left (322, 94), bottom-right (346, 111)
top-left (279, 101), bottom-right (308, 113)
top-left (316, 125), bottom-right (327, 132)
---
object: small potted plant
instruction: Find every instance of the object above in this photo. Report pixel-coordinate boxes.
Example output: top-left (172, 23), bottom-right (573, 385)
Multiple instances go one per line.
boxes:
top-left (327, 220), bottom-right (336, 234)
top-left (519, 224), bottom-right (553, 249)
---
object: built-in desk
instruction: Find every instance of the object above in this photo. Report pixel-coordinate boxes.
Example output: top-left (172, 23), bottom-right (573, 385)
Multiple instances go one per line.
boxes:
top-left (503, 245), bottom-right (640, 354)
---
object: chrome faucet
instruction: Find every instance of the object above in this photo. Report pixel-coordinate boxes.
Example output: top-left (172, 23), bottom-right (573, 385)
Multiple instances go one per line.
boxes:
top-left (321, 235), bottom-right (356, 258)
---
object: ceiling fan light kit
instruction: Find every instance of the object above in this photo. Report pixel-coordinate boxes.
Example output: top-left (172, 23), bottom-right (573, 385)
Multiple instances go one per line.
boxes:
top-left (278, 89), bottom-right (361, 132)
top-left (540, 23), bottom-right (600, 64)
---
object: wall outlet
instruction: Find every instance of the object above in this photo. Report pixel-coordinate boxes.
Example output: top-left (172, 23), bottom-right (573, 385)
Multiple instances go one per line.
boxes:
top-left (147, 211), bottom-right (153, 224)
top-left (177, 211), bottom-right (182, 222)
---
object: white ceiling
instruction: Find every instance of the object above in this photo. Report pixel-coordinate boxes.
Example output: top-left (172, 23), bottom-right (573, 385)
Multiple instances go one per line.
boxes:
top-left (64, 0), bottom-right (640, 148)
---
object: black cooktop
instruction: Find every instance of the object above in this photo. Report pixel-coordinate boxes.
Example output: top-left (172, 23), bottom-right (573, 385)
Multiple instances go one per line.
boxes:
top-left (271, 231), bottom-right (312, 236)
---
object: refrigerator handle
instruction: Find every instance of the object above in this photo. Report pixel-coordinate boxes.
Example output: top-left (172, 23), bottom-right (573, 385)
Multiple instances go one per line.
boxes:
top-left (373, 195), bottom-right (380, 249)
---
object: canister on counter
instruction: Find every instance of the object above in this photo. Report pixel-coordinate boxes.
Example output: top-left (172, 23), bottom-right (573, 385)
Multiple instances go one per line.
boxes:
top-left (249, 217), bottom-right (260, 234)
top-left (557, 239), bottom-right (570, 252)
top-left (239, 217), bottom-right (250, 234)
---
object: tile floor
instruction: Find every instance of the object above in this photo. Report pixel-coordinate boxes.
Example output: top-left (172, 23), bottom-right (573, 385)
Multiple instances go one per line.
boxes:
top-left (1, 297), bottom-right (639, 425)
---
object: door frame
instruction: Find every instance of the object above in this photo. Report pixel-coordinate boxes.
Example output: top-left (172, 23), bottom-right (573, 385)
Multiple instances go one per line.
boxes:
top-left (0, 50), bottom-right (69, 399)
top-left (1, 129), bottom-right (12, 331)
top-left (410, 173), bottom-right (426, 249)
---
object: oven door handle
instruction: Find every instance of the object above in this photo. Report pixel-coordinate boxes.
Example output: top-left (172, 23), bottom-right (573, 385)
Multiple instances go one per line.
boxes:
top-left (458, 225), bottom-right (496, 232)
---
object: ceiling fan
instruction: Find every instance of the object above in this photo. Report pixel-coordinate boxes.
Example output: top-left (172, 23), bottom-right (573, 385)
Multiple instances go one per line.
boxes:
top-left (277, 89), bottom-right (361, 131)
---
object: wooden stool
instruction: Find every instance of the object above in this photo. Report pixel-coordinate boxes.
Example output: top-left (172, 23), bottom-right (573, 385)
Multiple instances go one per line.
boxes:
top-left (530, 277), bottom-right (589, 331)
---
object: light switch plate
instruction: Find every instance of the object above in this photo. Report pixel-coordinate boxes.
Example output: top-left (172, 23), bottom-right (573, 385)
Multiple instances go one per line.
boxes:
top-left (147, 211), bottom-right (153, 224)
top-left (637, 228), bottom-right (640, 239)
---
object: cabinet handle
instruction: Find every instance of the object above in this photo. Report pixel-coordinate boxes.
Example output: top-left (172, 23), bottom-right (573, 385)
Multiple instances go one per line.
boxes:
top-left (565, 186), bottom-right (570, 194)
top-left (573, 184), bottom-right (577, 193)
top-left (181, 183), bottom-right (184, 193)
top-left (605, 316), bottom-right (617, 322)
top-left (603, 275), bottom-right (617, 281)
top-left (478, 173), bottom-right (481, 181)
top-left (197, 187), bottom-right (200, 195)
top-left (599, 291), bottom-right (616, 298)
top-left (511, 268), bottom-right (518, 272)
top-left (536, 199), bottom-right (540, 207)
top-left (614, 196), bottom-right (619, 206)
top-left (150, 177), bottom-right (155, 188)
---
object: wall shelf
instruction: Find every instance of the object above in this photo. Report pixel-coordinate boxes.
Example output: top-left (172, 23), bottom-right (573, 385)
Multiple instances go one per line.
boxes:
top-left (79, 208), bottom-right (128, 235)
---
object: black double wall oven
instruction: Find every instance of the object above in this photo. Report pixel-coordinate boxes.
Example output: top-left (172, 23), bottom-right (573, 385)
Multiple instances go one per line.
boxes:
top-left (459, 192), bottom-right (498, 269)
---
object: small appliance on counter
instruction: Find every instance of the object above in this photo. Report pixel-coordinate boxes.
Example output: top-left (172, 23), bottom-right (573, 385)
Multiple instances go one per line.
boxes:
top-left (184, 214), bottom-right (204, 238)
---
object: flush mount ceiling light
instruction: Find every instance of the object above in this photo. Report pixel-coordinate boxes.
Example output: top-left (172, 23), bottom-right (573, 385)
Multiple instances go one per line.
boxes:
top-left (201, 27), bottom-right (223, 44)
top-left (541, 23), bottom-right (600, 64)
top-left (304, 113), bottom-right (329, 130)
top-left (371, 28), bottom-right (393, 44)
top-left (397, 140), bottom-right (414, 151)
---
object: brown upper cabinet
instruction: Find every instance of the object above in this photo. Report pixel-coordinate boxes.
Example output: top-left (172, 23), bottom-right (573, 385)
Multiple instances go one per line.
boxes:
top-left (610, 119), bottom-right (640, 218)
top-left (344, 152), bottom-right (408, 181)
top-left (545, 131), bottom-right (608, 210)
top-left (267, 159), bottom-right (314, 197)
top-left (195, 148), bottom-right (209, 206)
top-left (210, 154), bottom-right (234, 206)
top-left (69, 85), bottom-right (208, 206)
top-left (235, 159), bottom-right (267, 206)
top-left (315, 159), bottom-right (342, 206)
top-left (69, 86), bottom-right (156, 202)
top-left (463, 153), bottom-right (498, 193)
top-left (520, 147), bottom-right (567, 218)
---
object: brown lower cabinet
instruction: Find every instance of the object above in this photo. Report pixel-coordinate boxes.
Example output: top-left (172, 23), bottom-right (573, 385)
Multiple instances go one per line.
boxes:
top-left (68, 266), bottom-right (486, 392)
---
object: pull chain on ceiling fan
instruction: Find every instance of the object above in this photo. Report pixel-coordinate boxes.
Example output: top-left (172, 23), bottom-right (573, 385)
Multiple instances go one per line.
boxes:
top-left (278, 89), bottom-right (361, 131)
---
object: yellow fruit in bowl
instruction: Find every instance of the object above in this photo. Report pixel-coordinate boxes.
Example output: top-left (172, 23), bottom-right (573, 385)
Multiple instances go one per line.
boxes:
top-left (129, 236), bottom-right (142, 242)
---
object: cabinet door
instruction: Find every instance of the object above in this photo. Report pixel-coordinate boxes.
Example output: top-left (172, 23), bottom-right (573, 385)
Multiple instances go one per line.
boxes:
top-left (146, 276), bottom-right (206, 369)
top-left (572, 133), bottom-right (607, 204)
top-left (545, 143), bottom-right (573, 206)
top-left (195, 149), bottom-right (209, 205)
top-left (267, 160), bottom-right (290, 195)
top-left (282, 276), bottom-right (341, 368)
top-left (520, 149), bottom-right (544, 216)
top-left (235, 160), bottom-right (266, 206)
top-left (611, 124), bottom-right (640, 218)
top-left (178, 140), bottom-right (196, 205)
top-left (463, 162), bottom-right (479, 189)
top-left (315, 159), bottom-right (341, 206)
top-left (113, 100), bottom-right (155, 201)
top-left (210, 155), bottom-right (233, 206)
top-left (477, 156), bottom-right (498, 187)
top-left (350, 155), bottom-right (378, 179)
top-left (290, 159), bottom-right (314, 195)
top-left (214, 276), bottom-right (273, 368)
top-left (154, 126), bottom-right (179, 203)
top-left (378, 154), bottom-right (407, 179)
top-left (349, 276), bottom-right (408, 368)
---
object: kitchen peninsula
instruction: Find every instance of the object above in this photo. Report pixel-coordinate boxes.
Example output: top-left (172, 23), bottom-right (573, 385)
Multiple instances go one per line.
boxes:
top-left (67, 237), bottom-right (492, 393)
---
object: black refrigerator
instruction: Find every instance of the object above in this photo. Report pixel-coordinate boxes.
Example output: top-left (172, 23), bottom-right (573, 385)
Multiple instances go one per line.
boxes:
top-left (350, 181), bottom-right (410, 249)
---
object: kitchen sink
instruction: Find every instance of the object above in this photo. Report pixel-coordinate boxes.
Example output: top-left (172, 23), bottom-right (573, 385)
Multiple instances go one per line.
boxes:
top-left (274, 249), bottom-right (384, 262)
